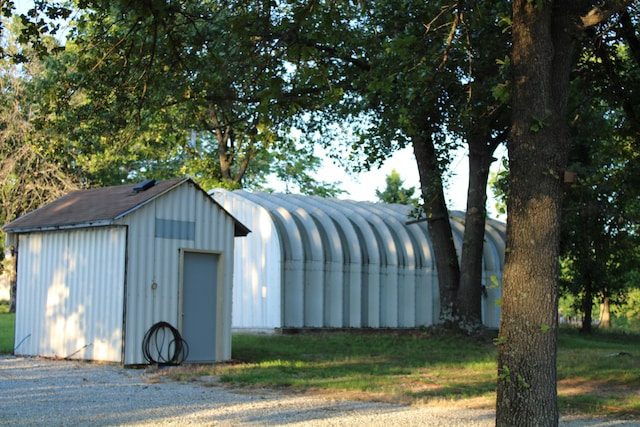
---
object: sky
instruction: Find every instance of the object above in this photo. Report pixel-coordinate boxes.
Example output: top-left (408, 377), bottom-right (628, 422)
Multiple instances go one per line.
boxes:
top-left (310, 146), bottom-right (462, 206)
top-left (291, 145), bottom-right (508, 219)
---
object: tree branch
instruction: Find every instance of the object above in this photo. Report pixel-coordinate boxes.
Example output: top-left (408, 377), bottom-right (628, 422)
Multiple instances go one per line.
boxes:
top-left (580, 0), bottom-right (635, 28)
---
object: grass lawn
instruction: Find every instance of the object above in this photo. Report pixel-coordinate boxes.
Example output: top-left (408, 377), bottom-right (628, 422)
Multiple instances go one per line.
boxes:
top-left (557, 331), bottom-right (640, 416)
top-left (0, 303), bottom-right (14, 354)
top-left (165, 328), bottom-right (640, 418)
top-left (1, 308), bottom-right (637, 418)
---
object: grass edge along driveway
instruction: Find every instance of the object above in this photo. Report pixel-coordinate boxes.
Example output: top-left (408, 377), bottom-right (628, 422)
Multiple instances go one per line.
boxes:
top-left (156, 328), bottom-right (640, 419)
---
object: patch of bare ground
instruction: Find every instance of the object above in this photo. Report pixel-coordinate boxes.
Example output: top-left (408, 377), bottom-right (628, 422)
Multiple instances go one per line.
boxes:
top-left (150, 364), bottom-right (639, 419)
top-left (558, 378), bottom-right (640, 416)
top-left (246, 385), bottom-right (499, 412)
top-left (558, 378), bottom-right (635, 398)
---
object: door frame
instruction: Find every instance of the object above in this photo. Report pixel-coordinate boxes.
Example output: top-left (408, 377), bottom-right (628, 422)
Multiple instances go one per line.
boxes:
top-left (177, 248), bottom-right (225, 361)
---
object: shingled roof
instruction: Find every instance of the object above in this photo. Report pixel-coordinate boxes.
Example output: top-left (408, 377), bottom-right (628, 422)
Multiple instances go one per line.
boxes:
top-left (3, 178), bottom-right (250, 236)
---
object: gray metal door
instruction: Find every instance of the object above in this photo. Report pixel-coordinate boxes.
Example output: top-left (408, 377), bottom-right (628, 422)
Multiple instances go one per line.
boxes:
top-left (182, 251), bottom-right (219, 362)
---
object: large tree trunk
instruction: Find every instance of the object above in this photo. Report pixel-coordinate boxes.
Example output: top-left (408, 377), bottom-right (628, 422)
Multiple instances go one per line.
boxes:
top-left (412, 133), bottom-right (460, 325)
top-left (497, 3), bottom-right (633, 422)
top-left (496, 1), bottom-right (577, 425)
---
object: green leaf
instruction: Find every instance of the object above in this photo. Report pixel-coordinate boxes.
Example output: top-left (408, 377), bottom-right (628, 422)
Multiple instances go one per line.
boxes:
top-left (492, 82), bottom-right (510, 102)
top-left (493, 336), bottom-right (507, 346)
top-left (488, 275), bottom-right (500, 289)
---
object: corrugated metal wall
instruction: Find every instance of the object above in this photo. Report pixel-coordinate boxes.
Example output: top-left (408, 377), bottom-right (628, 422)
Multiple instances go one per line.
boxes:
top-left (212, 190), bottom-right (505, 330)
top-left (210, 191), bottom-right (282, 329)
top-left (13, 227), bottom-right (126, 362)
top-left (119, 182), bottom-right (236, 365)
top-left (12, 180), bottom-right (239, 365)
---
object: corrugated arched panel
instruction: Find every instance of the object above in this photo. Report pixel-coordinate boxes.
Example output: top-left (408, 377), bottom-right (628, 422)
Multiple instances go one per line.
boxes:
top-left (292, 195), bottom-right (364, 327)
top-left (210, 190), bottom-right (505, 330)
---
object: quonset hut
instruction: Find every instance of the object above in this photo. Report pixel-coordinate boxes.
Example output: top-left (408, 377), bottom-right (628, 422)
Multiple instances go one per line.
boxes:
top-left (211, 190), bottom-right (505, 331)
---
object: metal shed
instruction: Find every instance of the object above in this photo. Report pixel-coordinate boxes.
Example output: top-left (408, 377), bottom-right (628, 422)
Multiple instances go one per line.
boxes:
top-left (4, 178), bottom-right (249, 365)
top-left (211, 189), bottom-right (504, 330)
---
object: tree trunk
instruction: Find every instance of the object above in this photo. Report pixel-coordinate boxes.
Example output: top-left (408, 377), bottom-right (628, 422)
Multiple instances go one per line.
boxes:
top-left (581, 274), bottom-right (593, 333)
top-left (412, 133), bottom-right (460, 325)
top-left (413, 119), bottom-right (501, 332)
top-left (456, 134), bottom-right (497, 332)
top-left (7, 246), bottom-right (16, 313)
top-left (496, 1), bottom-right (578, 425)
top-left (599, 294), bottom-right (611, 329)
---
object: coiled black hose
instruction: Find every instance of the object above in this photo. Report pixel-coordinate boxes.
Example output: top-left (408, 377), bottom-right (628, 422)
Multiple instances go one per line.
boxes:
top-left (142, 321), bottom-right (189, 365)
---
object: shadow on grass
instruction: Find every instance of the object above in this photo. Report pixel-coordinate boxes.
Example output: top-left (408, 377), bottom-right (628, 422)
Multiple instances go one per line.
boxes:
top-left (121, 327), bottom-right (640, 418)
top-left (207, 331), bottom-right (498, 403)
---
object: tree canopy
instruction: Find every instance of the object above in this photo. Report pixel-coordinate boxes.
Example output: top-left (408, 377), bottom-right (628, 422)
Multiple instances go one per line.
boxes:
top-left (3, 0), bottom-right (345, 195)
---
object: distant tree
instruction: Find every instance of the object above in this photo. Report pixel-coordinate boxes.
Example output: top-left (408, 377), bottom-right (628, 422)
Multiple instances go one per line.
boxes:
top-left (614, 286), bottom-right (640, 329)
top-left (0, 19), bottom-right (79, 312)
top-left (560, 41), bottom-right (640, 332)
top-left (375, 169), bottom-right (418, 205)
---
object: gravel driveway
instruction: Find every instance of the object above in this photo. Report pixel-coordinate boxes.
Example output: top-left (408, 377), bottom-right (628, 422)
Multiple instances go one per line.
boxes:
top-left (0, 356), bottom-right (637, 426)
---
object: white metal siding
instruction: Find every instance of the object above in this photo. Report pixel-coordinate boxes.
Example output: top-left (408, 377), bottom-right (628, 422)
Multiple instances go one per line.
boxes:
top-left (119, 182), bottom-right (235, 365)
top-left (213, 190), bottom-right (282, 329)
top-left (13, 227), bottom-right (126, 362)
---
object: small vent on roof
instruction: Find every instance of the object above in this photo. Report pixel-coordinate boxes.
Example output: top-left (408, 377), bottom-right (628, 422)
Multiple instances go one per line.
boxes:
top-left (133, 179), bottom-right (157, 193)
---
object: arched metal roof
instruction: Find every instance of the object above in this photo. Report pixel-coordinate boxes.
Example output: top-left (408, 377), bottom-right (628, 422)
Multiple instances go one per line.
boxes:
top-left (211, 190), bottom-right (505, 330)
